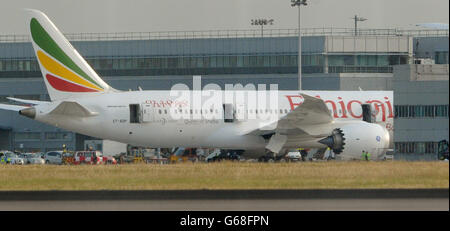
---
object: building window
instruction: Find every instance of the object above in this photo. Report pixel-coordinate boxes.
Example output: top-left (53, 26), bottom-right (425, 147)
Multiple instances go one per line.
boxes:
top-left (396, 142), bottom-right (438, 154)
top-left (425, 142), bottom-right (436, 154)
top-left (14, 132), bottom-right (41, 141)
top-left (377, 55), bottom-right (389, 66)
top-left (388, 55), bottom-right (400, 65)
top-left (435, 51), bottom-right (449, 64)
top-left (395, 105), bottom-right (449, 118)
top-left (45, 132), bottom-right (72, 140)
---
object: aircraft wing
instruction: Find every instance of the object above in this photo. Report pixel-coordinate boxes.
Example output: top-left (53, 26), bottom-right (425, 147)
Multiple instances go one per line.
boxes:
top-left (49, 101), bottom-right (98, 117)
top-left (244, 93), bottom-right (333, 153)
top-left (7, 97), bottom-right (49, 106)
top-left (280, 93), bottom-right (333, 126)
top-left (0, 103), bottom-right (30, 112)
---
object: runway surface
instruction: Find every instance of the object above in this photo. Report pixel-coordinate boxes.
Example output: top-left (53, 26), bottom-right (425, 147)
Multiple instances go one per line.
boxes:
top-left (0, 189), bottom-right (447, 211)
top-left (1, 198), bottom-right (448, 211)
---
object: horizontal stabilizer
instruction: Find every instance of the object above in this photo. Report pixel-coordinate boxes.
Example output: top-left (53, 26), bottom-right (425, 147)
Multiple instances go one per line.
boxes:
top-left (0, 103), bottom-right (29, 112)
top-left (7, 97), bottom-right (49, 105)
top-left (49, 101), bottom-right (98, 117)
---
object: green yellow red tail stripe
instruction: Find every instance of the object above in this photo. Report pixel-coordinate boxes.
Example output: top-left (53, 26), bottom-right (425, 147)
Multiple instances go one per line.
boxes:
top-left (45, 74), bottom-right (99, 92)
top-left (37, 51), bottom-right (103, 91)
top-left (30, 17), bottom-right (104, 92)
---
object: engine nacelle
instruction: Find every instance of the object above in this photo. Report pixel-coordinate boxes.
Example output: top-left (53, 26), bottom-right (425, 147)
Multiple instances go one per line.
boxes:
top-left (319, 122), bottom-right (390, 160)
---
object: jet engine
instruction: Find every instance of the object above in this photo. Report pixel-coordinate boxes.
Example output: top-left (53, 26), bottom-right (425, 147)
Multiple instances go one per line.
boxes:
top-left (319, 122), bottom-right (390, 160)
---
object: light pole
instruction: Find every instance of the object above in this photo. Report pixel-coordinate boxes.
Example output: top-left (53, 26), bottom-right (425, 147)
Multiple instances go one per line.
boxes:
top-left (353, 15), bottom-right (367, 36)
top-left (291, 0), bottom-right (308, 90)
top-left (251, 18), bottom-right (274, 37)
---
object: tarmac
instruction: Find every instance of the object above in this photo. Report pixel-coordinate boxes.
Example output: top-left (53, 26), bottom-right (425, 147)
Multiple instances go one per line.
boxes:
top-left (0, 189), bottom-right (448, 211)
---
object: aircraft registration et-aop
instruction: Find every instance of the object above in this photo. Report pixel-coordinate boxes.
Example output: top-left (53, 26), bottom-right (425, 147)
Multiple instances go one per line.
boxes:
top-left (0, 9), bottom-right (394, 160)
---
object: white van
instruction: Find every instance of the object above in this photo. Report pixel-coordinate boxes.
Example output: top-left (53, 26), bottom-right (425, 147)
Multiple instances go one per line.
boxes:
top-left (44, 151), bottom-right (63, 164)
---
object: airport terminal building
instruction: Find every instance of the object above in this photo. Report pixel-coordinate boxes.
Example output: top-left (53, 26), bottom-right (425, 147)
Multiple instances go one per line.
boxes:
top-left (0, 28), bottom-right (448, 160)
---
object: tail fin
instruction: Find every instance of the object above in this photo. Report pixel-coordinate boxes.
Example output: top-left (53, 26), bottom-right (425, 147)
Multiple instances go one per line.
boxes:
top-left (26, 9), bottom-right (114, 101)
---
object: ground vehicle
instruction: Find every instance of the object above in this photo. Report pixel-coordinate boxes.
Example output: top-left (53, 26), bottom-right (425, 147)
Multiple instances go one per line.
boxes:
top-left (62, 152), bottom-right (75, 165)
top-left (206, 149), bottom-right (241, 162)
top-left (285, 151), bottom-right (301, 161)
top-left (384, 149), bottom-right (394, 161)
top-left (129, 149), bottom-right (145, 164)
top-left (205, 149), bottom-right (222, 162)
top-left (74, 151), bottom-right (103, 165)
top-left (20, 153), bottom-right (45, 165)
top-left (84, 140), bottom-right (127, 157)
top-left (0, 151), bottom-right (25, 165)
top-left (170, 148), bottom-right (199, 163)
top-left (103, 156), bottom-right (117, 165)
top-left (438, 140), bottom-right (449, 160)
top-left (44, 151), bottom-right (63, 164)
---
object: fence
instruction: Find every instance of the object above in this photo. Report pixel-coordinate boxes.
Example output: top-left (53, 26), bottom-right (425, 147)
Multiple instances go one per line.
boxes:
top-left (1, 27), bottom-right (448, 43)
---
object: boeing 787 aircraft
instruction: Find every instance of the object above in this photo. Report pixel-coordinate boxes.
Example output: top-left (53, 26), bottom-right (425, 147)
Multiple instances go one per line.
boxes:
top-left (0, 10), bottom-right (393, 160)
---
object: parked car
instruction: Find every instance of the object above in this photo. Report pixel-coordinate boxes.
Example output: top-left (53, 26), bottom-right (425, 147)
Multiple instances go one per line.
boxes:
top-left (285, 151), bottom-right (301, 162)
top-left (74, 151), bottom-right (103, 165)
top-left (20, 153), bottom-right (45, 165)
top-left (44, 151), bottom-right (63, 165)
top-left (0, 151), bottom-right (25, 165)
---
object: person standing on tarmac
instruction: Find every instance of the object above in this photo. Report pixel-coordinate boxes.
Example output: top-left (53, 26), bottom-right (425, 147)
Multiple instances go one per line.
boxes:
top-left (366, 151), bottom-right (371, 161)
top-left (361, 150), bottom-right (366, 161)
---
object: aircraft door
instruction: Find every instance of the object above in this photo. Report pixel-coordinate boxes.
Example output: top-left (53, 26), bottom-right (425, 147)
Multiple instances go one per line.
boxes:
top-left (129, 104), bottom-right (141, 123)
top-left (223, 104), bottom-right (235, 123)
top-left (141, 103), bottom-right (156, 122)
top-left (235, 103), bottom-right (246, 121)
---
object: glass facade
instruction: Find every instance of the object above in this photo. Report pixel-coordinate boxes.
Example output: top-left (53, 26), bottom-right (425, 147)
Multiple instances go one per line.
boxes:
top-left (0, 54), bottom-right (409, 77)
top-left (14, 132), bottom-right (41, 141)
top-left (395, 142), bottom-right (438, 154)
top-left (394, 105), bottom-right (449, 118)
top-left (45, 132), bottom-right (72, 141)
top-left (435, 51), bottom-right (449, 64)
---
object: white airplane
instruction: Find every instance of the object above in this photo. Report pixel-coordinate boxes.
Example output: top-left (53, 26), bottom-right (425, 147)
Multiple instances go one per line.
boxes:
top-left (0, 10), bottom-right (394, 160)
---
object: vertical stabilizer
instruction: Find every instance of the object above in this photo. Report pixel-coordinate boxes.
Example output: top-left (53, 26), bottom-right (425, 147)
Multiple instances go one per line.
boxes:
top-left (25, 9), bottom-right (113, 101)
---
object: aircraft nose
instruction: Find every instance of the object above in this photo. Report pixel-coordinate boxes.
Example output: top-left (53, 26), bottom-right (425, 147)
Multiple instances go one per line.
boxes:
top-left (19, 107), bottom-right (36, 119)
